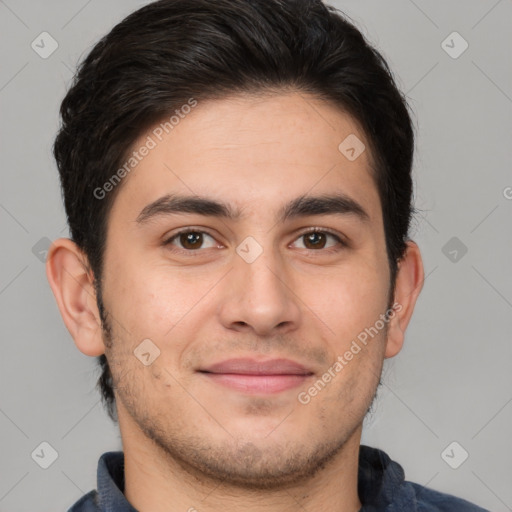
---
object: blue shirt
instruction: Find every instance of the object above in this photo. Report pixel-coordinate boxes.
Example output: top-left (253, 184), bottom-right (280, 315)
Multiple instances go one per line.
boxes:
top-left (68, 445), bottom-right (489, 511)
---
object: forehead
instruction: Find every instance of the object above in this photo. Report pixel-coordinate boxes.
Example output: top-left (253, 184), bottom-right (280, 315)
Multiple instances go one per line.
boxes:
top-left (108, 91), bottom-right (381, 227)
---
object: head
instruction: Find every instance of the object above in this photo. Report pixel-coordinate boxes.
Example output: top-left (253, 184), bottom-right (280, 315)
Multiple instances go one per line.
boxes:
top-left (48, 0), bottom-right (423, 488)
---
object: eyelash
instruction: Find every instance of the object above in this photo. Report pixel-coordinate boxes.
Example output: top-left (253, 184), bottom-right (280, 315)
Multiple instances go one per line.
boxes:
top-left (162, 227), bottom-right (347, 256)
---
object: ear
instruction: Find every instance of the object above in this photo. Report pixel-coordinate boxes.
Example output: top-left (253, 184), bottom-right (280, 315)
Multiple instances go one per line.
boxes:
top-left (384, 240), bottom-right (424, 358)
top-left (46, 238), bottom-right (105, 357)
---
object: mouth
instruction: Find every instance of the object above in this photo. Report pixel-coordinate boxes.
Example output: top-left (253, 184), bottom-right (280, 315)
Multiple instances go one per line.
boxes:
top-left (197, 358), bottom-right (315, 394)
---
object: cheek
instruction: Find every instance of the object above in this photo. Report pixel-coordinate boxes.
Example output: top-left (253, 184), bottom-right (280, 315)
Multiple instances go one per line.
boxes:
top-left (109, 264), bottom-right (216, 354)
top-left (309, 260), bottom-right (389, 340)
top-left (104, 260), bottom-right (172, 339)
top-left (123, 282), bottom-right (183, 336)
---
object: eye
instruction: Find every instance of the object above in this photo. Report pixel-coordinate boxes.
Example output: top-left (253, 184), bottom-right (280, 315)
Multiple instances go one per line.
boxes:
top-left (162, 227), bottom-right (346, 255)
top-left (292, 228), bottom-right (345, 252)
top-left (163, 229), bottom-right (219, 252)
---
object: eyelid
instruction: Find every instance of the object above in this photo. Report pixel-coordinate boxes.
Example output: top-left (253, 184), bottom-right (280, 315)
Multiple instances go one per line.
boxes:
top-left (294, 226), bottom-right (346, 241)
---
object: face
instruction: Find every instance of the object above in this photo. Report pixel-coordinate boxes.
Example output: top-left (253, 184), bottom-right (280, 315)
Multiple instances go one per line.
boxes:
top-left (99, 92), bottom-right (394, 488)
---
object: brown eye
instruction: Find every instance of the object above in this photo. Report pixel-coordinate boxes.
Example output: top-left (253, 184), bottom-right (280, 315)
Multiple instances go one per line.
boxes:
top-left (303, 232), bottom-right (328, 249)
top-left (293, 229), bottom-right (344, 251)
top-left (180, 231), bottom-right (203, 249)
top-left (164, 230), bottom-right (217, 251)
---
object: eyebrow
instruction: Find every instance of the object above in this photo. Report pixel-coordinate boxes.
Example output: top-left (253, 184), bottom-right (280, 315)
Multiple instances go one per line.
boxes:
top-left (135, 192), bottom-right (370, 225)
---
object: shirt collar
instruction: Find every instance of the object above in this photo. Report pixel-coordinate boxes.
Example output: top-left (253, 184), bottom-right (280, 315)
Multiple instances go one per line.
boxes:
top-left (97, 451), bottom-right (137, 512)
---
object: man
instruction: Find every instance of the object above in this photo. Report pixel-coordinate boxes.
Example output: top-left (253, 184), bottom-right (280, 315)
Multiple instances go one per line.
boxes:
top-left (46, 0), bottom-right (488, 510)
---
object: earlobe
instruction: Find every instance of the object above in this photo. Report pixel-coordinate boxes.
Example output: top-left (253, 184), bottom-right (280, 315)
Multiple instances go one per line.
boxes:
top-left (46, 238), bottom-right (106, 357)
top-left (384, 240), bottom-right (424, 358)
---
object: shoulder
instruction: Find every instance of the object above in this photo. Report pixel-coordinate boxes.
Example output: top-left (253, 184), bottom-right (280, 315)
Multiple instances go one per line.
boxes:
top-left (358, 445), bottom-right (489, 511)
top-left (67, 490), bottom-right (100, 512)
top-left (406, 480), bottom-right (490, 511)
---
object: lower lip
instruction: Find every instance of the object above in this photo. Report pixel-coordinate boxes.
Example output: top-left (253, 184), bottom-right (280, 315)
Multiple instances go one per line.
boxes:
top-left (200, 373), bottom-right (312, 394)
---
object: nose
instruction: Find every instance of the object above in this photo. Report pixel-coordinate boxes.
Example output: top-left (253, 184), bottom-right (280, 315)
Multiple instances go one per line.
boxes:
top-left (217, 244), bottom-right (302, 337)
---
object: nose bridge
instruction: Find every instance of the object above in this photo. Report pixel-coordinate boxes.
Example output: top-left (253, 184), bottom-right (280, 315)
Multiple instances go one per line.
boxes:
top-left (218, 235), bottom-right (301, 335)
top-left (236, 236), bottom-right (287, 307)
top-left (238, 239), bottom-right (283, 295)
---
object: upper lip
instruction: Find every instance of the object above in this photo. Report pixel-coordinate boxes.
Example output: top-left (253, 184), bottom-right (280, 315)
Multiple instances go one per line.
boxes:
top-left (199, 358), bottom-right (314, 375)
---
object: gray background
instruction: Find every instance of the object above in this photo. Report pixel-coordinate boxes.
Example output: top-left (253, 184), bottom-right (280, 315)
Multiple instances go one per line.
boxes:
top-left (1, 1), bottom-right (511, 510)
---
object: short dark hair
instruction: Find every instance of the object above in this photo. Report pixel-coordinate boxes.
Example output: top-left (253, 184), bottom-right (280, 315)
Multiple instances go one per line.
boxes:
top-left (54, 0), bottom-right (416, 423)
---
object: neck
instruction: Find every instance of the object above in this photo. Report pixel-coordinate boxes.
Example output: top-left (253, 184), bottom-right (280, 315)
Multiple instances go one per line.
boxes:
top-left (120, 411), bottom-right (363, 512)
